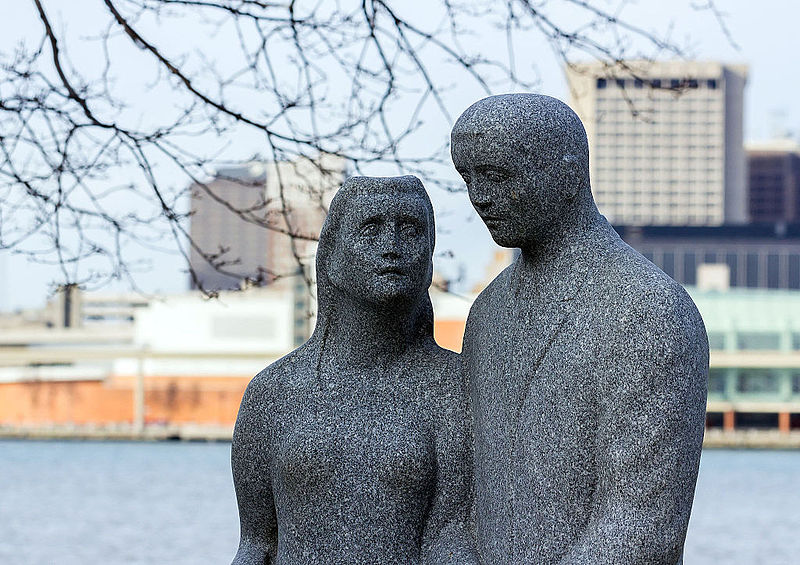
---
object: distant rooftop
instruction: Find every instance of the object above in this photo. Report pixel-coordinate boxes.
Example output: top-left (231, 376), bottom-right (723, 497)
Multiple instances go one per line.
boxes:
top-left (214, 162), bottom-right (267, 182)
top-left (614, 223), bottom-right (800, 241)
top-left (746, 139), bottom-right (800, 153)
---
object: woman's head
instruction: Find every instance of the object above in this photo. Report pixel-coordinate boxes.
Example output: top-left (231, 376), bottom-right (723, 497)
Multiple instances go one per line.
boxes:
top-left (315, 175), bottom-right (435, 334)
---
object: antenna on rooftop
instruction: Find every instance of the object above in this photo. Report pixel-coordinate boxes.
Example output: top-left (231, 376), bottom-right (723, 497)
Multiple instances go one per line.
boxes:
top-left (768, 108), bottom-right (791, 140)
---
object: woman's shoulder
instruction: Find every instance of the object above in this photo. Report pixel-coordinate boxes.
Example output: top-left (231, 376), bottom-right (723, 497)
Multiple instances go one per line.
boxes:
top-left (414, 340), bottom-right (465, 396)
top-left (244, 343), bottom-right (318, 405)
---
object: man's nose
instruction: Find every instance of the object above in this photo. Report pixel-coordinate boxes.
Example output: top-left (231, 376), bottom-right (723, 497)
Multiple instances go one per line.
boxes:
top-left (469, 178), bottom-right (495, 213)
top-left (381, 247), bottom-right (400, 260)
top-left (472, 198), bottom-right (492, 213)
top-left (470, 190), bottom-right (493, 214)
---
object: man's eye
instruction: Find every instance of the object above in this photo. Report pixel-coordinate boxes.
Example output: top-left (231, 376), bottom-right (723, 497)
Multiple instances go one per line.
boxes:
top-left (359, 223), bottom-right (379, 237)
top-left (484, 169), bottom-right (509, 182)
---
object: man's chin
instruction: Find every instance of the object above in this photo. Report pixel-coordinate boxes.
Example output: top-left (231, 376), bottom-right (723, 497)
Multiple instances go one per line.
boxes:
top-left (487, 229), bottom-right (523, 249)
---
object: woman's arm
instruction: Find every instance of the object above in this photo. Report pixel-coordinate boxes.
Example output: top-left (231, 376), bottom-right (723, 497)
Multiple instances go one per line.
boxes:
top-left (231, 373), bottom-right (278, 565)
top-left (421, 360), bottom-right (480, 564)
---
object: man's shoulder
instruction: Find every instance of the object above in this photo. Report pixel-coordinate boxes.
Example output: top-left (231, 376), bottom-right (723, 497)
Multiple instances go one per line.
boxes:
top-left (587, 241), bottom-right (706, 346)
top-left (470, 261), bottom-right (515, 312)
top-left (597, 240), bottom-right (695, 305)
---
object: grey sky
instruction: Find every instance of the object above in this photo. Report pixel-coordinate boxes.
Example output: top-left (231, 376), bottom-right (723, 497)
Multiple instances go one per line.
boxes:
top-left (1, 1), bottom-right (798, 311)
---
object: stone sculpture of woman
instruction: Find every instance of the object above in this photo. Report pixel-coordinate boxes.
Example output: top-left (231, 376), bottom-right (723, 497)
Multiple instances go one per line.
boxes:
top-left (231, 176), bottom-right (476, 564)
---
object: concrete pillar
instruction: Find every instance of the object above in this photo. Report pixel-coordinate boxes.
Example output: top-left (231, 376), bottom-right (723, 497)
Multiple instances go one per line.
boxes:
top-left (134, 352), bottom-right (145, 434)
top-left (779, 412), bottom-right (790, 434)
top-left (723, 410), bottom-right (736, 432)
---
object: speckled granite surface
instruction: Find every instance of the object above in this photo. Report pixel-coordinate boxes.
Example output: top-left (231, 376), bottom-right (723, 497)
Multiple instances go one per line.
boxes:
top-left (453, 94), bottom-right (707, 565)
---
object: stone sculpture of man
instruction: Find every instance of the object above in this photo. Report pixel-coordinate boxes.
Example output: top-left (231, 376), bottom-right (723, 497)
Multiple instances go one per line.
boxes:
top-left (451, 94), bottom-right (708, 564)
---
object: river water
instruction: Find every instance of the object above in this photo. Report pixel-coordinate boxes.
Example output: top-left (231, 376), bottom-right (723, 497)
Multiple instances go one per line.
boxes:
top-left (1, 441), bottom-right (797, 564)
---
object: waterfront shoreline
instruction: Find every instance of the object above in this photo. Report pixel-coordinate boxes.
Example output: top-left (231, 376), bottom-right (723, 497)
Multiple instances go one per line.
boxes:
top-left (0, 424), bottom-right (233, 442)
top-left (3, 426), bottom-right (800, 448)
top-left (702, 429), bottom-right (800, 449)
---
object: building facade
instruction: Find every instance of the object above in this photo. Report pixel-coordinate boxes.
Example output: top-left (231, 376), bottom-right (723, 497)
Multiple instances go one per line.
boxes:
top-left (188, 154), bottom-right (346, 292)
top-left (0, 286), bottom-right (310, 435)
top-left (747, 140), bottom-right (800, 223)
top-left (566, 60), bottom-right (748, 226)
top-left (693, 288), bottom-right (800, 432)
top-left (262, 153), bottom-right (346, 280)
top-left (188, 162), bottom-right (270, 291)
top-left (2, 284), bottom-right (799, 436)
top-left (616, 223), bottom-right (800, 290)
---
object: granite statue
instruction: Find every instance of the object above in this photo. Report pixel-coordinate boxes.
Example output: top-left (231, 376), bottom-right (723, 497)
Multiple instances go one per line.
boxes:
top-left (230, 176), bottom-right (477, 564)
top-left (452, 94), bottom-right (708, 564)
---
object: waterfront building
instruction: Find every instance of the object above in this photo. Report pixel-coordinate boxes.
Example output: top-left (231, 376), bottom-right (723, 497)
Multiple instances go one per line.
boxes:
top-left (2, 284), bottom-right (799, 437)
top-left (0, 286), bottom-right (309, 436)
top-left (566, 60), bottom-right (748, 226)
top-left (747, 139), bottom-right (800, 223)
top-left (693, 288), bottom-right (800, 432)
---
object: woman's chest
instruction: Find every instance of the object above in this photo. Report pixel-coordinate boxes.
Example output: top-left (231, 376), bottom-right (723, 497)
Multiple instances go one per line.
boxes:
top-left (272, 399), bottom-right (437, 496)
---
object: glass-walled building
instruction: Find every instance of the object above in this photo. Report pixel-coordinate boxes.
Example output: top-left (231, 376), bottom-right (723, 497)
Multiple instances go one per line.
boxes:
top-left (690, 287), bottom-right (800, 431)
top-left (616, 223), bottom-right (800, 290)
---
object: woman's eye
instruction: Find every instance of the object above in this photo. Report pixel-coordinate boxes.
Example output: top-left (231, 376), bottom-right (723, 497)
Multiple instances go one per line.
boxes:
top-left (400, 223), bottom-right (420, 238)
top-left (359, 223), bottom-right (379, 237)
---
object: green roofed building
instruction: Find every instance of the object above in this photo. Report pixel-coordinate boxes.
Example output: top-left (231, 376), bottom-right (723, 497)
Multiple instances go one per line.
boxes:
top-left (689, 287), bottom-right (800, 432)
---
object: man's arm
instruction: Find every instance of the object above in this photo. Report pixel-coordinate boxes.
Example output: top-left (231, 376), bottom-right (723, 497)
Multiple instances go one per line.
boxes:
top-left (231, 374), bottom-right (278, 565)
top-left (559, 289), bottom-right (708, 565)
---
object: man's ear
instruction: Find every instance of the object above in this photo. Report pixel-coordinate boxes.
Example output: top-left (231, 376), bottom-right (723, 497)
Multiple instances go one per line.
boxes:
top-left (561, 153), bottom-right (582, 200)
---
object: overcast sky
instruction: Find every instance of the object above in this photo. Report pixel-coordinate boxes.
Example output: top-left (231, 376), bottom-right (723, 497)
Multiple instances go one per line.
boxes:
top-left (1, 1), bottom-right (799, 311)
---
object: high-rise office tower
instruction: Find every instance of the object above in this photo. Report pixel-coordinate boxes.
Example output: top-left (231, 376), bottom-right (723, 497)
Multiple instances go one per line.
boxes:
top-left (747, 140), bottom-right (800, 223)
top-left (261, 153), bottom-right (346, 280)
top-left (188, 154), bottom-right (345, 291)
top-left (189, 162), bottom-right (269, 291)
top-left (566, 61), bottom-right (748, 226)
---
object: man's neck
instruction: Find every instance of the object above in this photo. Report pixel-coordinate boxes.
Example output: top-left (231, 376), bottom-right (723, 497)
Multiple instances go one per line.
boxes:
top-left (516, 197), bottom-right (604, 298)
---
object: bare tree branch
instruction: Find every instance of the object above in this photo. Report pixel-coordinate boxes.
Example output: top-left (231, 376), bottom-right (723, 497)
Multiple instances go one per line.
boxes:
top-left (0, 0), bottom-right (733, 299)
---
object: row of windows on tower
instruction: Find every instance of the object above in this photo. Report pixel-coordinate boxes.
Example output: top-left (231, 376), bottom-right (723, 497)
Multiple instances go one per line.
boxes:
top-left (597, 78), bottom-right (719, 90)
top-left (641, 251), bottom-right (800, 290)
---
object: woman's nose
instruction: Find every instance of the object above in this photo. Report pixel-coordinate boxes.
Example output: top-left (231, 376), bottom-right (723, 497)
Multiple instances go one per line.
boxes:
top-left (378, 227), bottom-right (402, 258)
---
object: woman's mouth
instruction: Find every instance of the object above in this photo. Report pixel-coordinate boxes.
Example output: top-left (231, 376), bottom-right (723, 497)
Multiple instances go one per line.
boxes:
top-left (377, 266), bottom-right (407, 276)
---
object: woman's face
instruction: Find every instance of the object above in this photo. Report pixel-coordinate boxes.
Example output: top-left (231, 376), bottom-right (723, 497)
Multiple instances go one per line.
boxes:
top-left (328, 191), bottom-right (433, 308)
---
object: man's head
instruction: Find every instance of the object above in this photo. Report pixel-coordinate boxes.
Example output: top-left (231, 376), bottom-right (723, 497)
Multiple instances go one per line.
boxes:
top-left (450, 94), bottom-right (592, 249)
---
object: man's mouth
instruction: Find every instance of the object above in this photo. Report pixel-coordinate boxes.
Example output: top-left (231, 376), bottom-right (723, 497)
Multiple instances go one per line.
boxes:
top-left (481, 215), bottom-right (504, 224)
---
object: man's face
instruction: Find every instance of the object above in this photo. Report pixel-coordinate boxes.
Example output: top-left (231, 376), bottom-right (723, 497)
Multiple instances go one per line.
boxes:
top-left (328, 192), bottom-right (432, 307)
top-left (451, 132), bottom-right (563, 249)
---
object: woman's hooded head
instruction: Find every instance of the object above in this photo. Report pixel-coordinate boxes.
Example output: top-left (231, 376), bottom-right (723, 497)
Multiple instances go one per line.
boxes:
top-left (312, 175), bottom-right (436, 343)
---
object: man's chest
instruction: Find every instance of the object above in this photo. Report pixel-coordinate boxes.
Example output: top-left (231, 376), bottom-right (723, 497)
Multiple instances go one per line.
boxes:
top-left (467, 296), bottom-right (599, 429)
